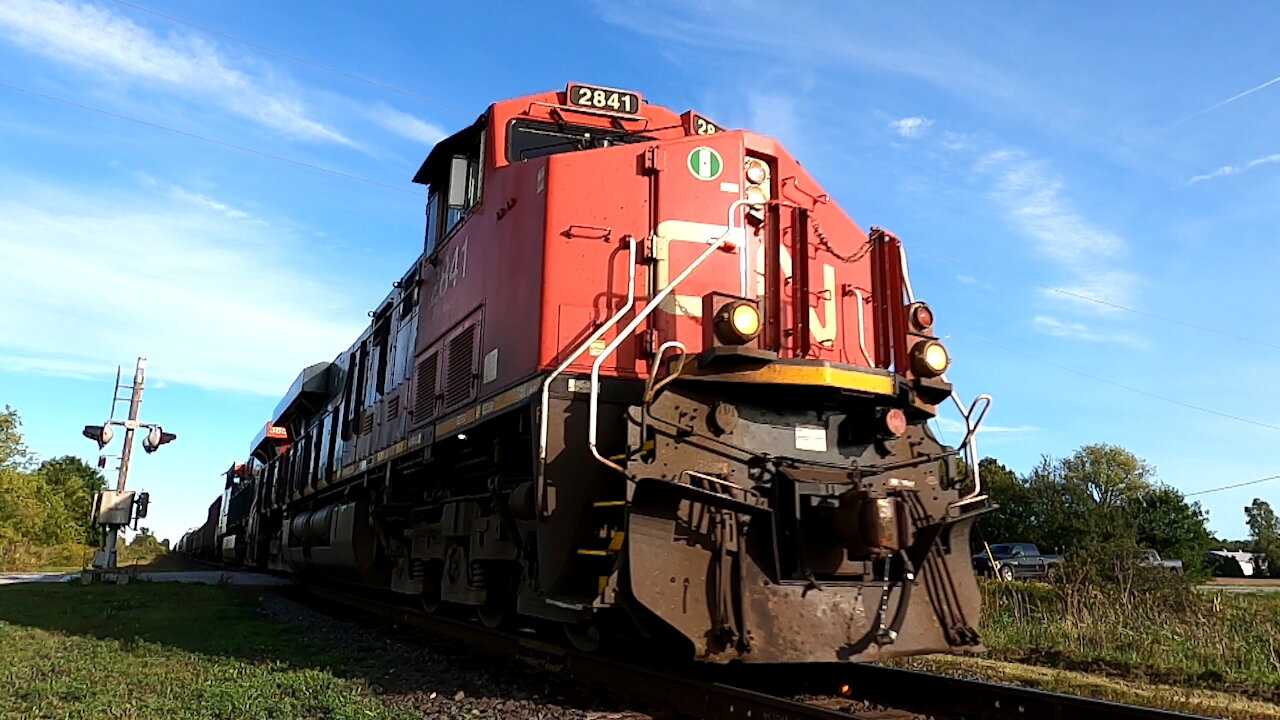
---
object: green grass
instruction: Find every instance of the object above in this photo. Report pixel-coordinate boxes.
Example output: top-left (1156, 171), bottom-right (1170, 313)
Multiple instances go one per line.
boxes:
top-left (889, 577), bottom-right (1280, 719)
top-left (976, 578), bottom-right (1280, 699)
top-left (0, 582), bottom-right (413, 720)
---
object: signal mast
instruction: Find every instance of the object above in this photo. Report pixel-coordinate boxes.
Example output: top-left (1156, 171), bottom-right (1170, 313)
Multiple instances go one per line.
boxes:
top-left (81, 357), bottom-right (176, 582)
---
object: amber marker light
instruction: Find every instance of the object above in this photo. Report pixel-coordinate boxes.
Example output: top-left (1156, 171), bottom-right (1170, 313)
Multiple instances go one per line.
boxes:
top-left (910, 340), bottom-right (950, 377)
top-left (714, 301), bottom-right (761, 344)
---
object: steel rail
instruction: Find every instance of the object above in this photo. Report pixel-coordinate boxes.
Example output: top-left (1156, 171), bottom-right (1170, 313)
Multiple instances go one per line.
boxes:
top-left (293, 584), bottom-right (1212, 720)
top-left (297, 585), bottom-right (909, 720)
top-left (726, 662), bottom-right (1216, 720)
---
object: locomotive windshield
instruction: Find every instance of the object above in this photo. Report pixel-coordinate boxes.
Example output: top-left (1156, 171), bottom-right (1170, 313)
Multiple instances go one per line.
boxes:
top-left (507, 119), bottom-right (651, 162)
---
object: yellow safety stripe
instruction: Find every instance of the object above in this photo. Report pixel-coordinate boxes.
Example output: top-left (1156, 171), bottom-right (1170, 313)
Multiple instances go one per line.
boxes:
top-left (680, 362), bottom-right (896, 396)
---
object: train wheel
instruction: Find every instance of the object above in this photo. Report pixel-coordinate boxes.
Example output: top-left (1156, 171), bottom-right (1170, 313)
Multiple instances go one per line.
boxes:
top-left (420, 562), bottom-right (443, 614)
top-left (478, 601), bottom-right (508, 629)
top-left (564, 621), bottom-right (602, 653)
top-left (476, 563), bottom-right (514, 629)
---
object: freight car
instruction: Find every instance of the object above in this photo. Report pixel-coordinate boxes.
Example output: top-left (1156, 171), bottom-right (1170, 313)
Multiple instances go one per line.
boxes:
top-left (189, 84), bottom-right (994, 664)
top-left (181, 496), bottom-right (221, 562)
top-left (177, 466), bottom-right (256, 564)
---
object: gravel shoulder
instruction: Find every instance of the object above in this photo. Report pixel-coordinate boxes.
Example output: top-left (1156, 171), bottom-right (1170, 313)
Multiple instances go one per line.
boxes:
top-left (256, 591), bottom-right (651, 720)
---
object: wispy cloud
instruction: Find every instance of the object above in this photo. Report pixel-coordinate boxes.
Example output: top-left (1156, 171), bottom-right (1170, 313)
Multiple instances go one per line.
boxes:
top-left (592, 1), bottom-right (1062, 135)
top-left (890, 116), bottom-right (933, 138)
top-left (0, 0), bottom-right (357, 147)
top-left (366, 103), bottom-right (447, 147)
top-left (955, 274), bottom-right (993, 290)
top-left (0, 354), bottom-right (115, 381)
top-left (1033, 315), bottom-right (1146, 348)
top-left (745, 91), bottom-right (801, 148)
top-left (1188, 152), bottom-right (1280, 184)
top-left (169, 185), bottom-right (252, 221)
top-left (0, 177), bottom-right (361, 395)
top-left (977, 149), bottom-right (1138, 311)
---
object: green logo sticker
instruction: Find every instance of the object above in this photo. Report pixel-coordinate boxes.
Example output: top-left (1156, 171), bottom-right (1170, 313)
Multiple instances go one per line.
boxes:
top-left (687, 146), bottom-right (723, 181)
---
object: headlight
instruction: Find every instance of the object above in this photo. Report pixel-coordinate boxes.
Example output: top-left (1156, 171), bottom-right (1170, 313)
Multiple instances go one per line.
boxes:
top-left (714, 301), bottom-right (761, 344)
top-left (744, 184), bottom-right (768, 207)
top-left (910, 340), bottom-right (949, 377)
top-left (744, 157), bottom-right (770, 185)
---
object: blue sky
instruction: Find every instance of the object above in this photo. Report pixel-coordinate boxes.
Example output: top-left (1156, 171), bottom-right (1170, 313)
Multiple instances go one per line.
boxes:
top-left (1, 0), bottom-right (1277, 544)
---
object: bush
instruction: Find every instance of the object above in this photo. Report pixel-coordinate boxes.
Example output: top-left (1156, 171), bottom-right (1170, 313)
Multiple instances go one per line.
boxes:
top-left (0, 543), bottom-right (95, 571)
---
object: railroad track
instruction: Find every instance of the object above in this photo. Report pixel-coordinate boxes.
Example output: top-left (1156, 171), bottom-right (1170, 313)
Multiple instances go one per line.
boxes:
top-left (295, 584), bottom-right (1214, 720)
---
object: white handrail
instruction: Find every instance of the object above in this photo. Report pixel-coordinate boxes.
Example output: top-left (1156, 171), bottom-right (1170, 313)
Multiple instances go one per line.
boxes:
top-left (535, 236), bottom-right (638, 515)
top-left (589, 201), bottom-right (749, 474)
top-left (897, 242), bottom-right (991, 505)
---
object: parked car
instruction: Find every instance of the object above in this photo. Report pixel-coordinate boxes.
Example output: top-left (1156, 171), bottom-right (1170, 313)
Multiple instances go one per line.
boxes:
top-left (1136, 548), bottom-right (1184, 574)
top-left (973, 542), bottom-right (1065, 581)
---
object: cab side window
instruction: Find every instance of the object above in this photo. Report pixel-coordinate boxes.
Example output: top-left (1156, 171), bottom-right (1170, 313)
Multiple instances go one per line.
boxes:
top-left (418, 118), bottom-right (485, 257)
top-left (425, 190), bottom-right (442, 256)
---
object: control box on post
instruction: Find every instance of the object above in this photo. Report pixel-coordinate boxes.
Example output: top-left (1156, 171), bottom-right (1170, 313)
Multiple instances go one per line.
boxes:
top-left (93, 490), bottom-right (136, 527)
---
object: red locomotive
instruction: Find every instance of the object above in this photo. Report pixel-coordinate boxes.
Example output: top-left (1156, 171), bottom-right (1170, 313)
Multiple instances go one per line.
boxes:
top-left (183, 84), bottom-right (993, 663)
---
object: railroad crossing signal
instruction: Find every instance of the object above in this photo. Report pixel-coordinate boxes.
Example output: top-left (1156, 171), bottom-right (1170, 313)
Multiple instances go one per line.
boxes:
top-left (82, 424), bottom-right (114, 449)
top-left (78, 357), bottom-right (175, 582)
top-left (142, 426), bottom-right (177, 454)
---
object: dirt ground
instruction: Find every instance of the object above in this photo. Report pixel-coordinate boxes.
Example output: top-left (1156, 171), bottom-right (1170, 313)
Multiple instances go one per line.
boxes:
top-left (1208, 576), bottom-right (1280, 586)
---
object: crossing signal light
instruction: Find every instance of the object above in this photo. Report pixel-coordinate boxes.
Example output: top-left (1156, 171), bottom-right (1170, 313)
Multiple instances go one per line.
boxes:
top-left (83, 424), bottom-right (114, 449)
top-left (143, 426), bottom-right (177, 454)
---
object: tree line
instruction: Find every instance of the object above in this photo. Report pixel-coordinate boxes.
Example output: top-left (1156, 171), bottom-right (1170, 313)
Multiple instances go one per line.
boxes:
top-left (0, 407), bottom-right (108, 565)
top-left (976, 443), bottom-right (1277, 577)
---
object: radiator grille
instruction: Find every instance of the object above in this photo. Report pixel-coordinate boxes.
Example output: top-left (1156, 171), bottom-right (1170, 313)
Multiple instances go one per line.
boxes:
top-left (413, 352), bottom-right (438, 421)
top-left (445, 324), bottom-right (477, 408)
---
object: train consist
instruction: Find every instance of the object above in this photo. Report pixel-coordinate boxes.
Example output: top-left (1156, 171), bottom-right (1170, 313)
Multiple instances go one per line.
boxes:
top-left (181, 84), bottom-right (993, 663)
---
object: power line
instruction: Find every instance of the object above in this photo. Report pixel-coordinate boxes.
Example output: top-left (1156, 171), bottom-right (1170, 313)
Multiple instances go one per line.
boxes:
top-left (967, 336), bottom-right (1280, 433)
top-left (914, 249), bottom-right (1280, 352)
top-left (0, 82), bottom-right (417, 195)
top-left (1186, 474), bottom-right (1280, 497)
top-left (106, 0), bottom-right (467, 114)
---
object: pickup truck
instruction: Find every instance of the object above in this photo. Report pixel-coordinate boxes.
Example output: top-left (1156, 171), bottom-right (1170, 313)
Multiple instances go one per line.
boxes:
top-left (973, 543), bottom-right (1065, 581)
top-left (1136, 548), bottom-right (1184, 574)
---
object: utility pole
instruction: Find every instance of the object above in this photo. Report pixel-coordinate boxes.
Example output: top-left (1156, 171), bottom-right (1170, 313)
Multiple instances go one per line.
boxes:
top-left (81, 357), bottom-right (176, 582)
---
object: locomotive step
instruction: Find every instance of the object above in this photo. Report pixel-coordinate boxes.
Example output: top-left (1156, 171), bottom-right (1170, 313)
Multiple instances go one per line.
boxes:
top-left (576, 530), bottom-right (626, 556)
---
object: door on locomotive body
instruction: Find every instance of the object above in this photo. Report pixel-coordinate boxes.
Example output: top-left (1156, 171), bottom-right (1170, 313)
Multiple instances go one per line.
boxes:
top-left (381, 270), bottom-right (419, 451)
top-left (529, 120), bottom-right (654, 378)
top-left (648, 133), bottom-right (755, 357)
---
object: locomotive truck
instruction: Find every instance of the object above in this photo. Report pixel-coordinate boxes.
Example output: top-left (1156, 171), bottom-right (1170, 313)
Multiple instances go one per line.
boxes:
top-left (182, 83), bottom-right (994, 663)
